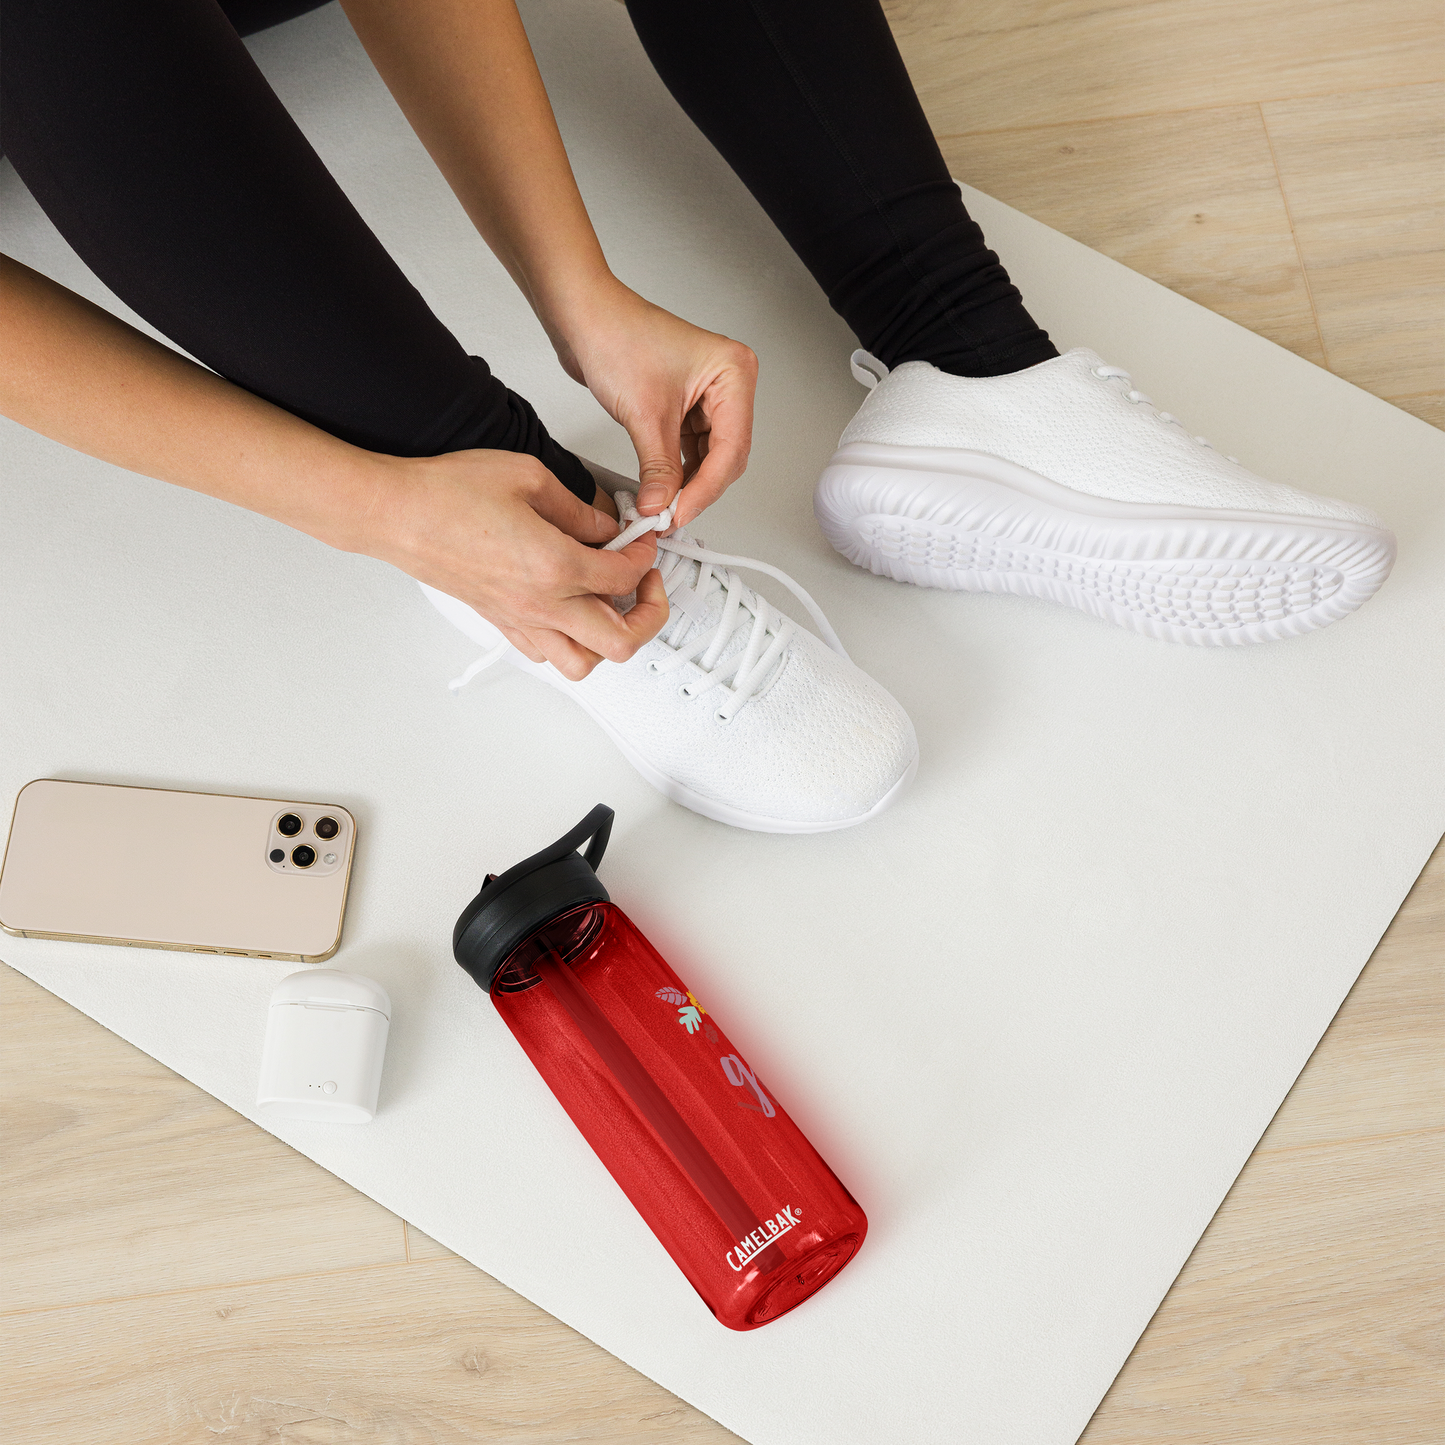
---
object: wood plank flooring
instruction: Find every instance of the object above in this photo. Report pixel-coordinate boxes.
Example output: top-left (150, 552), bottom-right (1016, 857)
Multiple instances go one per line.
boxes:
top-left (907, 9), bottom-right (1444, 426)
top-left (1262, 85), bottom-right (1445, 413)
top-left (2, 2), bottom-right (1442, 1441)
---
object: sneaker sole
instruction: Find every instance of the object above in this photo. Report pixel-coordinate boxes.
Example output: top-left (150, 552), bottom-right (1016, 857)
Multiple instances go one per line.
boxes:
top-left (816, 443), bottom-right (1396, 646)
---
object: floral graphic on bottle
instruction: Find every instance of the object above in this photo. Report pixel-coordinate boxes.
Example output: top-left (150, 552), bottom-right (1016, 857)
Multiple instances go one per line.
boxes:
top-left (655, 985), bottom-right (708, 1034)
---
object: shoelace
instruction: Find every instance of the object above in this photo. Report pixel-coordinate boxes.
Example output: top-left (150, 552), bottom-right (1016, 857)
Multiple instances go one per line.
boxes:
top-left (450, 493), bottom-right (849, 723)
top-left (1091, 364), bottom-right (1240, 464)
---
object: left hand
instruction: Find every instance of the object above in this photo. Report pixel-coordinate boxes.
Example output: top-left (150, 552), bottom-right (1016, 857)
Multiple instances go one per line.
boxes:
top-left (554, 281), bottom-right (758, 529)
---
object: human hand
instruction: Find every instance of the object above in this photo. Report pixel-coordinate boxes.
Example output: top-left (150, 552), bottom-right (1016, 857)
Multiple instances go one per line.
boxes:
top-left (553, 281), bottom-right (757, 529)
top-left (366, 449), bottom-right (668, 680)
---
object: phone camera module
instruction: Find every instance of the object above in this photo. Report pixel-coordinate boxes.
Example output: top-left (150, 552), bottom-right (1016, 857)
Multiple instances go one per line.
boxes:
top-left (314, 816), bottom-right (340, 840)
top-left (291, 844), bottom-right (317, 869)
top-left (277, 813), bottom-right (303, 837)
top-left (269, 848), bottom-right (285, 863)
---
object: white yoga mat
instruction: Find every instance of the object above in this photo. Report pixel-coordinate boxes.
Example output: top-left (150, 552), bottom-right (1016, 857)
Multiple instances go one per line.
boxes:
top-left (2, 4), bottom-right (1442, 1442)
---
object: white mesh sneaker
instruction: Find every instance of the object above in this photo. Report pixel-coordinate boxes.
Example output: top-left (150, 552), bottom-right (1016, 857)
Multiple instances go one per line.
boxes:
top-left (814, 348), bottom-right (1396, 646)
top-left (420, 493), bottom-right (918, 833)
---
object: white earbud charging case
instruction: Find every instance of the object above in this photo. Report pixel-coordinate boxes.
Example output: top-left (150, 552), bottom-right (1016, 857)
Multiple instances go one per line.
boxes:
top-left (257, 969), bottom-right (391, 1123)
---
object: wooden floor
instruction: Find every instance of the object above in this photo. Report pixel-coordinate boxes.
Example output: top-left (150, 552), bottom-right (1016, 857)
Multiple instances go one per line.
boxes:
top-left (900, 0), bottom-right (1445, 430)
top-left (3, 3), bottom-right (1442, 1442)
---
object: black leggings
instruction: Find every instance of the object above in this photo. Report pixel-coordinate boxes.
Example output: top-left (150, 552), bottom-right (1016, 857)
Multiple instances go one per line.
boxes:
top-left (0, 0), bottom-right (1055, 504)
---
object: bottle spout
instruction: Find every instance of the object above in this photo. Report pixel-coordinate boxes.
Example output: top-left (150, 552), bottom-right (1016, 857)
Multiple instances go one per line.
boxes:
top-left (452, 806), bottom-right (615, 992)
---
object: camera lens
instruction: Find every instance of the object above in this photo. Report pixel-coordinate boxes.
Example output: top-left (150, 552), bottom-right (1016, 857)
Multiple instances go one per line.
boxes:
top-left (291, 844), bottom-right (316, 868)
top-left (269, 848), bottom-right (285, 863)
top-left (277, 813), bottom-right (303, 837)
top-left (314, 816), bottom-right (339, 840)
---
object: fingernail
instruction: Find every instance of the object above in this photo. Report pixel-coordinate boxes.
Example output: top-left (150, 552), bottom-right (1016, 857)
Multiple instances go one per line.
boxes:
top-left (637, 483), bottom-right (670, 511)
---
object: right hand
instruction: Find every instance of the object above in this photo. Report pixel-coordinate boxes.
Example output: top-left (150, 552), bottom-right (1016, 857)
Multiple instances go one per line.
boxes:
top-left (365, 448), bottom-right (668, 680)
top-left (552, 283), bottom-right (758, 530)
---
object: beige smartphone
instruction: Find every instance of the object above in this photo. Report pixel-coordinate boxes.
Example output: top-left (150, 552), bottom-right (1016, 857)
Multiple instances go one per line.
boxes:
top-left (0, 779), bottom-right (356, 962)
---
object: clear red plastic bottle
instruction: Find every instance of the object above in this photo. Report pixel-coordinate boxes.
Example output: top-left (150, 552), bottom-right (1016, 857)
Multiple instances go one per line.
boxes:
top-left (453, 807), bottom-right (866, 1330)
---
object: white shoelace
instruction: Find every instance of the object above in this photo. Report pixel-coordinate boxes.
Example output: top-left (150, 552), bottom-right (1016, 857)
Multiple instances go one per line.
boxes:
top-left (449, 493), bottom-right (849, 722)
top-left (1092, 364), bottom-right (1240, 464)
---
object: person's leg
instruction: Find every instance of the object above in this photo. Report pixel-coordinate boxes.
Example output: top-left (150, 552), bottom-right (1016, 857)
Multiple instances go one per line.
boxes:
top-left (624, 0), bottom-right (1056, 378)
top-left (218, 0), bottom-right (329, 36)
top-left (0, 0), bottom-right (593, 499)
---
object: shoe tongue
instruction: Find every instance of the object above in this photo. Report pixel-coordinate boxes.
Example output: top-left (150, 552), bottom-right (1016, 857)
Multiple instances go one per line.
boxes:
top-left (665, 548), bottom-right (721, 631)
top-left (664, 544), bottom-right (753, 662)
top-left (657, 534), bottom-right (795, 694)
top-left (608, 499), bottom-right (777, 668)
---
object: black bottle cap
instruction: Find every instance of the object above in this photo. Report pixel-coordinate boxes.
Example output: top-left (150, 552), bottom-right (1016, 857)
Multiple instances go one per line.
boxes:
top-left (452, 805), bottom-right (614, 992)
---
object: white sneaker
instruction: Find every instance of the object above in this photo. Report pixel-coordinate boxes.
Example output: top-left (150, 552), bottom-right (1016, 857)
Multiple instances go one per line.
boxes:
top-left (814, 348), bottom-right (1396, 646)
top-left (420, 493), bottom-right (918, 833)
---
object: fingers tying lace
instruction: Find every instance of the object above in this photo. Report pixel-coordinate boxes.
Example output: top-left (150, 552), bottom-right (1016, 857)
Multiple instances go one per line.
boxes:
top-left (449, 491), bottom-right (850, 717)
top-left (601, 495), bottom-right (680, 553)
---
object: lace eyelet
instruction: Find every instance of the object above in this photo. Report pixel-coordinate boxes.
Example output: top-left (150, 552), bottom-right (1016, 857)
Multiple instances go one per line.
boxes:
top-left (714, 710), bottom-right (733, 724)
top-left (679, 685), bottom-right (695, 699)
top-left (645, 660), bottom-right (662, 674)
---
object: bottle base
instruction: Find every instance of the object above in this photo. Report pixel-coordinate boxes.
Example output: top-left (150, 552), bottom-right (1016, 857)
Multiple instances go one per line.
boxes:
top-left (744, 1233), bottom-right (863, 1328)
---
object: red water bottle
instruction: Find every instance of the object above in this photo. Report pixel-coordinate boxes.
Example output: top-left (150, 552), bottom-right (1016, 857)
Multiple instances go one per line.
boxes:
top-left (453, 806), bottom-right (867, 1330)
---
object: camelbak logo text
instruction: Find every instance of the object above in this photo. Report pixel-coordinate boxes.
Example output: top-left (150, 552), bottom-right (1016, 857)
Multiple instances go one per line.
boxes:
top-left (726, 1207), bottom-right (802, 1272)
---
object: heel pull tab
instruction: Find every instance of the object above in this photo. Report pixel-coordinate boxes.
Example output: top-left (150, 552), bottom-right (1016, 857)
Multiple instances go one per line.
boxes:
top-left (850, 348), bottom-right (890, 391)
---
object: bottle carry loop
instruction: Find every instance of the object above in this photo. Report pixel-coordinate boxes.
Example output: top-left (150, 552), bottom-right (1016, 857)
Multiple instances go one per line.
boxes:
top-left (485, 803), bottom-right (613, 898)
